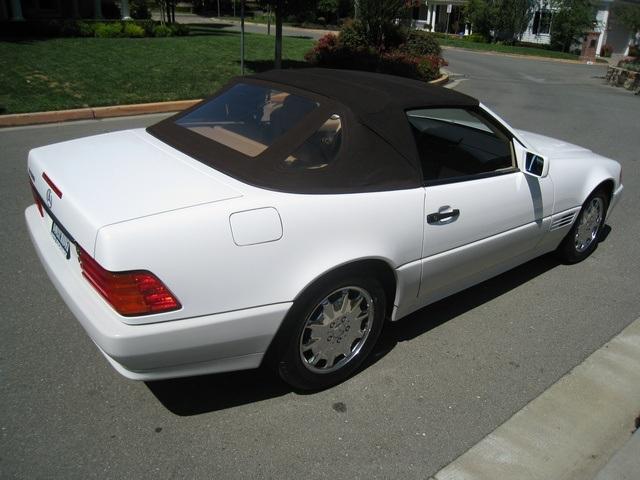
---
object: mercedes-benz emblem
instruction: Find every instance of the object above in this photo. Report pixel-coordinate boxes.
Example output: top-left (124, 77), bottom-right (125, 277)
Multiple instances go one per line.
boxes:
top-left (45, 188), bottom-right (53, 209)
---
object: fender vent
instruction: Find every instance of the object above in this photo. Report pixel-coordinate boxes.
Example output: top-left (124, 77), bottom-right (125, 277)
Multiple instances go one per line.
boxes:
top-left (551, 212), bottom-right (577, 231)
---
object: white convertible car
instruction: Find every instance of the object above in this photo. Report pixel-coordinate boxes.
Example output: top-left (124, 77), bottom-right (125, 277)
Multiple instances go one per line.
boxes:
top-left (26, 69), bottom-right (623, 389)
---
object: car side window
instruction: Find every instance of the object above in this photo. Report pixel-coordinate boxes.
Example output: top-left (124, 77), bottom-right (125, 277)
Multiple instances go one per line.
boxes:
top-left (282, 114), bottom-right (342, 170)
top-left (406, 108), bottom-right (514, 182)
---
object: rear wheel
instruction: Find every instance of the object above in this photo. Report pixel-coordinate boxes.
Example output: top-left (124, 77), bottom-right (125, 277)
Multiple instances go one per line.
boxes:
top-left (277, 275), bottom-right (386, 390)
top-left (557, 189), bottom-right (608, 264)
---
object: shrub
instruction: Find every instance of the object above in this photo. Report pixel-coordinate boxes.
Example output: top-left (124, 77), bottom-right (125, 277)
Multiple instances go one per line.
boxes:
top-left (77, 21), bottom-right (96, 37)
top-left (600, 44), bottom-right (613, 57)
top-left (94, 22), bottom-right (123, 38)
top-left (136, 19), bottom-right (156, 36)
top-left (305, 32), bottom-right (443, 82)
top-left (618, 57), bottom-right (640, 72)
top-left (465, 33), bottom-right (487, 43)
top-left (516, 40), bottom-right (552, 50)
top-left (169, 23), bottom-right (190, 36)
top-left (0, 19), bottom-right (170, 38)
top-left (153, 24), bottom-right (173, 37)
top-left (123, 22), bottom-right (145, 38)
top-left (401, 30), bottom-right (441, 57)
top-left (338, 20), bottom-right (369, 51)
top-left (60, 19), bottom-right (82, 36)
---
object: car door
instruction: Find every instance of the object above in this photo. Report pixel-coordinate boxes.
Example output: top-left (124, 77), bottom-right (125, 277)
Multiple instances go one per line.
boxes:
top-left (406, 107), bottom-right (553, 305)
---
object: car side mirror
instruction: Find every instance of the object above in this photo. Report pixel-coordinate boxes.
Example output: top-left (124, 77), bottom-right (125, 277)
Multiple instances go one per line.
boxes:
top-left (524, 152), bottom-right (549, 178)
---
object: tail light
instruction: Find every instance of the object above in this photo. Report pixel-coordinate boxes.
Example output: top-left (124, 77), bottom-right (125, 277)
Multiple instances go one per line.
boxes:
top-left (78, 247), bottom-right (181, 316)
top-left (30, 181), bottom-right (44, 217)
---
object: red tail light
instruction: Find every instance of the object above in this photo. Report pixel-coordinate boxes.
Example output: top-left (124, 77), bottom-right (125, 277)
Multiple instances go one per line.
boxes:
top-left (42, 172), bottom-right (63, 198)
top-left (30, 181), bottom-right (44, 217)
top-left (78, 247), bottom-right (181, 316)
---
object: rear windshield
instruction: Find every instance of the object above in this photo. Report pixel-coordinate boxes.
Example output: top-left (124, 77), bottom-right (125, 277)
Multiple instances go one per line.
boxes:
top-left (175, 83), bottom-right (318, 157)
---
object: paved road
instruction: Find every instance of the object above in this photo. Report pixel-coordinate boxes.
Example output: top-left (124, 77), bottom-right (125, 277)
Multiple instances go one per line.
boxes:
top-left (1, 52), bottom-right (639, 479)
top-left (155, 12), bottom-right (329, 39)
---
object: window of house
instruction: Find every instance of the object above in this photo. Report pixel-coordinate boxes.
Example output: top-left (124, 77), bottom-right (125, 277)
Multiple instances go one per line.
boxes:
top-left (532, 10), bottom-right (552, 35)
top-left (406, 108), bottom-right (514, 182)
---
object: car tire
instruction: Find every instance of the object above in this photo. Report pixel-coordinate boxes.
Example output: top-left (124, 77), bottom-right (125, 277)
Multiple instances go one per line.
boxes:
top-left (557, 189), bottom-right (609, 264)
top-left (276, 274), bottom-right (386, 391)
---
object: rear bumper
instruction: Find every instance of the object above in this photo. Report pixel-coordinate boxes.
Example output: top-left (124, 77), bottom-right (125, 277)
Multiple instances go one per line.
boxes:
top-left (25, 205), bottom-right (291, 381)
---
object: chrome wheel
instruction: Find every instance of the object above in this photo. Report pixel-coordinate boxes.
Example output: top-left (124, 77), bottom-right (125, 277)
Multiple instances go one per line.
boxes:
top-left (299, 287), bottom-right (375, 374)
top-left (574, 197), bottom-right (604, 253)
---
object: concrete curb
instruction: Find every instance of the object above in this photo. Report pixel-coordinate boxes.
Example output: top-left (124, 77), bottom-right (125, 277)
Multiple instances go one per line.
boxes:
top-left (0, 100), bottom-right (200, 128)
top-left (441, 45), bottom-right (609, 65)
top-left (430, 72), bottom-right (450, 86)
top-left (431, 317), bottom-right (640, 480)
top-left (0, 74), bottom-right (447, 128)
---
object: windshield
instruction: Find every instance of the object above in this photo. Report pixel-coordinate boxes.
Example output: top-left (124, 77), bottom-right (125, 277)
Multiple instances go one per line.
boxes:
top-left (175, 83), bottom-right (319, 157)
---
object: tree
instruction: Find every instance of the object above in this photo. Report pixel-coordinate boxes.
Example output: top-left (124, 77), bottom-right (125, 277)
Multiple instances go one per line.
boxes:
top-left (495, 0), bottom-right (535, 41)
top-left (464, 0), bottom-right (497, 40)
top-left (155, 0), bottom-right (177, 24)
top-left (550, 0), bottom-right (596, 52)
top-left (356, 0), bottom-right (415, 51)
top-left (317, 0), bottom-right (339, 24)
top-left (257, 0), bottom-right (316, 68)
top-left (465, 0), bottom-right (535, 42)
top-left (612, 1), bottom-right (640, 39)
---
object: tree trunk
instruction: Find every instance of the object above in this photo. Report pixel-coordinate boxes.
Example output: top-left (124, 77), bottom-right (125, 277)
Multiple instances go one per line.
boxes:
top-left (274, 0), bottom-right (283, 69)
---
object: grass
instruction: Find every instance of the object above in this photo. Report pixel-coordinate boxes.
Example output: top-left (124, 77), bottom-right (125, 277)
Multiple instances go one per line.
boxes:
top-left (0, 27), bottom-right (313, 114)
top-left (437, 37), bottom-right (581, 61)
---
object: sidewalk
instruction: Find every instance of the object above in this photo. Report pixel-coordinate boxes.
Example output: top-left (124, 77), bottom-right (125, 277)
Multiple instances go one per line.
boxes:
top-left (431, 317), bottom-right (640, 480)
top-left (594, 427), bottom-right (640, 480)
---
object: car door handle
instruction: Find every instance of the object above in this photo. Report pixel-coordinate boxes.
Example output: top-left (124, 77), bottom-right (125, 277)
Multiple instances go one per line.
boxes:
top-left (427, 209), bottom-right (460, 224)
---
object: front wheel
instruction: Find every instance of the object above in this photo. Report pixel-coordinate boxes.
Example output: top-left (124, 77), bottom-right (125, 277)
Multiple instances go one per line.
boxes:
top-left (557, 189), bottom-right (608, 264)
top-left (277, 276), bottom-right (386, 390)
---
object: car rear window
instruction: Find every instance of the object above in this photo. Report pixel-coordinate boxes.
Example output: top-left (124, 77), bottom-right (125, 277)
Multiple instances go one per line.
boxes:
top-left (175, 83), bottom-right (319, 157)
top-left (282, 114), bottom-right (343, 170)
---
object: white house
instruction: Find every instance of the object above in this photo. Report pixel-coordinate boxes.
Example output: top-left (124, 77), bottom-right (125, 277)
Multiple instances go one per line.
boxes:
top-left (410, 0), bottom-right (637, 56)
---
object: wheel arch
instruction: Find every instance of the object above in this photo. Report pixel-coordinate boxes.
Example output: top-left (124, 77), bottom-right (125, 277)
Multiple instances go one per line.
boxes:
top-left (260, 257), bottom-right (398, 369)
top-left (591, 178), bottom-right (615, 207)
top-left (292, 258), bottom-right (398, 319)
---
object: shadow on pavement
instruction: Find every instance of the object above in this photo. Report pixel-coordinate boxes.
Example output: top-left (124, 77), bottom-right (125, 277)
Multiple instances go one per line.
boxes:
top-left (147, 253), bottom-right (562, 416)
top-left (146, 367), bottom-right (290, 416)
top-left (370, 253), bottom-right (561, 363)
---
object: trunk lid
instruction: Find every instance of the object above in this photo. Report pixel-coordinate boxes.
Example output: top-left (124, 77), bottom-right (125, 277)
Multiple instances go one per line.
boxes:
top-left (28, 129), bottom-right (242, 253)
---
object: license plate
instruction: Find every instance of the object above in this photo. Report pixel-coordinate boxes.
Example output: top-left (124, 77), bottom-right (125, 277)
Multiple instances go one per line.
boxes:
top-left (51, 219), bottom-right (71, 259)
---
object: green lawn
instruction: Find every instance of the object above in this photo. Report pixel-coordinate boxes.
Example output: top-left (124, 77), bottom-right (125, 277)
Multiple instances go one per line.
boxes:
top-left (438, 37), bottom-right (581, 61)
top-left (0, 28), bottom-right (313, 114)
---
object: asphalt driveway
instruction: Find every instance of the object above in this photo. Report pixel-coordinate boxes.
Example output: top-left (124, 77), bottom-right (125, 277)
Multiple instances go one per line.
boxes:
top-left (1, 51), bottom-right (638, 479)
